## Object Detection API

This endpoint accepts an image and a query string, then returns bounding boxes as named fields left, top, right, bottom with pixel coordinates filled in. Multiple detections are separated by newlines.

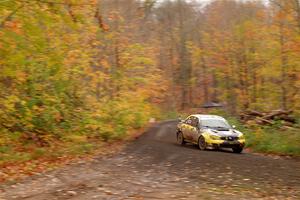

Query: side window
left=192, top=118, right=199, bottom=127
left=185, top=117, right=193, bottom=125
left=198, top=120, right=202, bottom=128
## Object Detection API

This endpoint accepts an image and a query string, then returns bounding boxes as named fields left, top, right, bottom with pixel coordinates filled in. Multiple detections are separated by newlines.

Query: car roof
left=189, top=114, right=226, bottom=121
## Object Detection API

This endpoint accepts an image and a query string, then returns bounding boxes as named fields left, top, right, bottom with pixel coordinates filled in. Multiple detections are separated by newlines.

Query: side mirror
left=232, top=125, right=236, bottom=129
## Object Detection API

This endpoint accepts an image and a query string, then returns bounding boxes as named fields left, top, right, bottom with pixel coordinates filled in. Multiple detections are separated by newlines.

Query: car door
left=182, top=116, right=193, bottom=141
left=190, top=117, right=200, bottom=143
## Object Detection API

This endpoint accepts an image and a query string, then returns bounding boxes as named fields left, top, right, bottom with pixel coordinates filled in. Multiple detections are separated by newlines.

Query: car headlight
left=210, top=134, right=220, bottom=140
left=239, top=134, right=245, bottom=140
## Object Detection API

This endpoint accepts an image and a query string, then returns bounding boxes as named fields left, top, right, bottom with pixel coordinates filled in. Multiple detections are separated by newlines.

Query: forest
left=0, top=0, right=300, bottom=177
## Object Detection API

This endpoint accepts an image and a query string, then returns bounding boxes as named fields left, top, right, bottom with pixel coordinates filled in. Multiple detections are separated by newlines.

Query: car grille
left=221, top=136, right=239, bottom=141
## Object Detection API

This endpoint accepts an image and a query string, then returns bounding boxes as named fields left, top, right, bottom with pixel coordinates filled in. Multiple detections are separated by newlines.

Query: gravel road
left=1, top=121, right=299, bottom=199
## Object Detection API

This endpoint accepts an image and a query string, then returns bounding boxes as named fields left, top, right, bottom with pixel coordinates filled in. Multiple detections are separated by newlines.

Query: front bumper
left=207, top=138, right=245, bottom=148
left=216, top=141, right=245, bottom=148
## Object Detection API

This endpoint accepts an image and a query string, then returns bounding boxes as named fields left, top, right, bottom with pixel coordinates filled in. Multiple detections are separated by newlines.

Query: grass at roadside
left=244, top=126, right=300, bottom=156
left=0, top=124, right=150, bottom=183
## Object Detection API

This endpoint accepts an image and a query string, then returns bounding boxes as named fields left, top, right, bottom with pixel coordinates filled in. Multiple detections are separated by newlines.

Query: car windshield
left=201, top=119, right=231, bottom=129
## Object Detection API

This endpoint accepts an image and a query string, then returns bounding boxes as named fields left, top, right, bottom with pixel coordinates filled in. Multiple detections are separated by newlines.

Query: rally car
left=176, top=114, right=245, bottom=153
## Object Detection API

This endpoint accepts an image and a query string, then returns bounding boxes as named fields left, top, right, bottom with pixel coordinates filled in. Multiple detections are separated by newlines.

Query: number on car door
left=190, top=117, right=200, bottom=143
left=182, top=117, right=193, bottom=141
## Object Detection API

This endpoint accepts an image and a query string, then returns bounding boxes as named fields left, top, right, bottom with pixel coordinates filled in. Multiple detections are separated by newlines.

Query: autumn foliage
left=0, top=0, right=299, bottom=167
left=0, top=0, right=166, bottom=167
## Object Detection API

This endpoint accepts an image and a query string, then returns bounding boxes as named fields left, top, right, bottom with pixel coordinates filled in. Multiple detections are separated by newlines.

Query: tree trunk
left=279, top=21, right=287, bottom=110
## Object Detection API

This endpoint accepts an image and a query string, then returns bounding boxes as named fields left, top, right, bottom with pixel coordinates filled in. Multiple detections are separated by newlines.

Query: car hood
left=205, top=128, right=240, bottom=137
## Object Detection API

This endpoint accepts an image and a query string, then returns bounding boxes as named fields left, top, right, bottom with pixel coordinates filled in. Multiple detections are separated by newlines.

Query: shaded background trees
left=150, top=0, right=300, bottom=114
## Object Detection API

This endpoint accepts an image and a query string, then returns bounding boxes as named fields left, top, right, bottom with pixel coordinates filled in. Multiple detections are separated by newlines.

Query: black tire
left=232, top=147, right=243, bottom=153
left=177, top=131, right=185, bottom=145
left=198, top=136, right=207, bottom=150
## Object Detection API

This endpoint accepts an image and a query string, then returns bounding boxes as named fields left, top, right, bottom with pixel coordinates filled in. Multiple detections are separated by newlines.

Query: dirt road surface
left=1, top=121, right=299, bottom=199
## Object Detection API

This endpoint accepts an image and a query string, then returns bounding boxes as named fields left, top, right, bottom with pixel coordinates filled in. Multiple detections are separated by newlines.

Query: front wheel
left=177, top=131, right=185, bottom=145
left=198, top=136, right=207, bottom=150
left=232, top=146, right=243, bottom=153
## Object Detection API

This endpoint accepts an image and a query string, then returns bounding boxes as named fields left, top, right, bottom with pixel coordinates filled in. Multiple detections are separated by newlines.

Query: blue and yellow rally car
left=176, top=115, right=245, bottom=153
